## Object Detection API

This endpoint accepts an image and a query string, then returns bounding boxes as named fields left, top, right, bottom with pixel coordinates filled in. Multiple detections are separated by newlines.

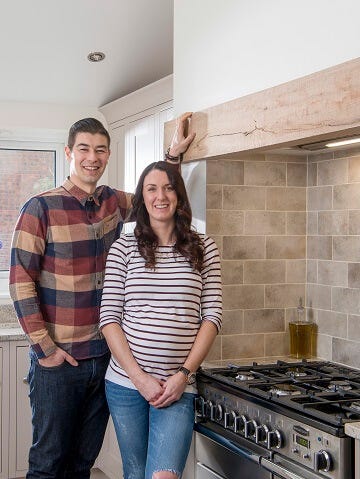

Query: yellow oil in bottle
left=289, top=298, right=316, bottom=359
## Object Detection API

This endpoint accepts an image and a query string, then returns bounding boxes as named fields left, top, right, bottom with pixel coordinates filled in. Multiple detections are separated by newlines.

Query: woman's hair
left=132, top=161, right=204, bottom=272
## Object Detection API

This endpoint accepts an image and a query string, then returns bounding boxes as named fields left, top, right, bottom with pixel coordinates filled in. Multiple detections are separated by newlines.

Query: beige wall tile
left=265, top=332, right=289, bottom=356
left=207, top=159, right=244, bottom=185
left=221, top=310, right=244, bottom=335
left=307, top=236, right=332, bottom=260
left=332, top=287, right=360, bottom=315
left=244, top=162, right=286, bottom=186
left=222, top=211, right=244, bottom=235
left=332, top=338, right=360, bottom=368
left=221, top=260, right=243, bottom=285
left=222, top=334, right=264, bottom=359
left=307, top=212, right=318, bottom=235
left=287, top=212, right=306, bottom=235
left=206, top=184, right=222, bottom=209
left=318, top=211, right=348, bottom=235
left=210, top=235, right=223, bottom=257
left=334, top=146, right=360, bottom=159
left=349, top=263, right=360, bottom=288
left=333, top=236, right=360, bottom=261
left=348, top=156, right=360, bottom=182
left=244, top=211, right=285, bottom=235
left=266, top=187, right=306, bottom=211
left=316, top=334, right=332, bottom=361
left=206, top=210, right=223, bottom=235
left=307, top=260, right=318, bottom=283
left=223, top=284, right=264, bottom=309
left=244, top=309, right=285, bottom=333
left=349, top=211, right=360, bottom=235
left=287, top=163, right=307, bottom=186
left=348, top=315, right=360, bottom=341
left=286, top=260, right=306, bottom=283
left=308, top=151, right=334, bottom=163
left=223, top=236, right=265, bottom=260
left=265, top=153, right=305, bottom=163
left=265, top=284, right=305, bottom=308
left=307, top=161, right=317, bottom=187
left=244, top=260, right=285, bottom=284
left=266, top=236, right=306, bottom=259
left=318, top=260, right=348, bottom=287
left=317, top=158, right=348, bottom=185
left=315, top=310, right=348, bottom=338
left=223, top=186, right=265, bottom=210
left=334, top=184, right=360, bottom=210
left=307, top=186, right=332, bottom=211
left=306, top=283, right=332, bottom=310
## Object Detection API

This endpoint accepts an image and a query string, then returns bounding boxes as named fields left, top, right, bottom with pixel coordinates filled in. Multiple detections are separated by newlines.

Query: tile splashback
left=205, top=149, right=360, bottom=368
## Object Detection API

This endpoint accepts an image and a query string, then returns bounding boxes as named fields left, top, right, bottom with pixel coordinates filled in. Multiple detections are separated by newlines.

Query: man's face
left=65, top=132, right=110, bottom=193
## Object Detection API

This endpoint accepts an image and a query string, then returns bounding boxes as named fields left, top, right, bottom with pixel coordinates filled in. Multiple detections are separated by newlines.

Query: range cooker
left=194, top=360, right=360, bottom=479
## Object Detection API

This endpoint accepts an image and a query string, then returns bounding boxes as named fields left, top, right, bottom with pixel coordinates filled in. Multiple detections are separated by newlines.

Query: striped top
left=9, top=178, right=132, bottom=359
left=99, top=233, right=222, bottom=390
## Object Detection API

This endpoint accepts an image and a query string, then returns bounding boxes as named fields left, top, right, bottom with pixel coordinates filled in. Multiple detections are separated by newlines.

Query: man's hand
left=38, top=346, right=78, bottom=367
left=168, top=112, right=196, bottom=157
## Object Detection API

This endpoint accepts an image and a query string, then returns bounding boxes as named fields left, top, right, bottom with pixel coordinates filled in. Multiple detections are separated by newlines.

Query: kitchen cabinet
left=99, top=75, right=173, bottom=194
left=0, top=339, right=31, bottom=479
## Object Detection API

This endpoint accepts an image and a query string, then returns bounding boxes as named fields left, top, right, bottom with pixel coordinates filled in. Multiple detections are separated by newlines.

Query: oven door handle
left=195, top=424, right=261, bottom=464
left=260, top=457, right=306, bottom=479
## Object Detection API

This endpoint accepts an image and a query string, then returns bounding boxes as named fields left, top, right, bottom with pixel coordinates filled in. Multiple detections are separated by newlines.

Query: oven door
left=195, top=424, right=328, bottom=479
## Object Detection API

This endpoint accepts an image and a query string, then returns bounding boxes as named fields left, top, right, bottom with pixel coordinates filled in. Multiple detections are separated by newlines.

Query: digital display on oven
left=296, top=435, right=310, bottom=448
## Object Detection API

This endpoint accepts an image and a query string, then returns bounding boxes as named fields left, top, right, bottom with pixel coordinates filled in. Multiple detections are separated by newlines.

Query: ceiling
left=0, top=0, right=173, bottom=108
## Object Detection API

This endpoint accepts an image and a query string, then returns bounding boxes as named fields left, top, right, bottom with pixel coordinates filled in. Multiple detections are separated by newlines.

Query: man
left=9, top=114, right=194, bottom=479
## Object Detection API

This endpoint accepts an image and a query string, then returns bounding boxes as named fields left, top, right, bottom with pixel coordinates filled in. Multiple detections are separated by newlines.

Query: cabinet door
left=0, top=343, right=9, bottom=479
left=8, top=341, right=31, bottom=478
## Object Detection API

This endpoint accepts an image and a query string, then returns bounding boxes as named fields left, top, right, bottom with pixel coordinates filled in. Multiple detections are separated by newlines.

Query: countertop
left=0, top=322, right=26, bottom=341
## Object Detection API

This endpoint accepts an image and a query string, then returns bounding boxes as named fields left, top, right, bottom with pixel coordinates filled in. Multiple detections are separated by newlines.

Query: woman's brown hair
left=132, top=161, right=204, bottom=271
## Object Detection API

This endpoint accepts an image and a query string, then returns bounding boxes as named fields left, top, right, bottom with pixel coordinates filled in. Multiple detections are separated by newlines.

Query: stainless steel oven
left=195, top=360, right=358, bottom=479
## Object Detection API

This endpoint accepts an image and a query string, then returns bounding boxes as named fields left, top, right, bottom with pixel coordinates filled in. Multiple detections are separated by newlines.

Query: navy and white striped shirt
left=99, top=233, right=222, bottom=390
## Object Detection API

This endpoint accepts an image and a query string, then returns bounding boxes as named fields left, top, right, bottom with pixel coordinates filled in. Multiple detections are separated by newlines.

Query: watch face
left=187, top=372, right=196, bottom=385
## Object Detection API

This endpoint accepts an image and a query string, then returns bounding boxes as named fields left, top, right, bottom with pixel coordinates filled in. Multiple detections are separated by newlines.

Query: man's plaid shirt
left=9, top=178, right=132, bottom=359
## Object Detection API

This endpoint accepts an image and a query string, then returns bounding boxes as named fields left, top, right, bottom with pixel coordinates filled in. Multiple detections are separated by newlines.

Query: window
left=0, top=136, right=66, bottom=299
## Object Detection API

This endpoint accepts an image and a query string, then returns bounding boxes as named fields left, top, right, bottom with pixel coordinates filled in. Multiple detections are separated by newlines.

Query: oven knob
left=314, top=450, right=333, bottom=473
left=195, top=396, right=205, bottom=418
left=224, top=410, right=237, bottom=430
left=215, top=404, right=224, bottom=422
left=255, top=424, right=269, bottom=444
left=244, top=419, right=258, bottom=438
left=234, top=414, right=247, bottom=434
left=205, top=400, right=214, bottom=420
left=267, top=429, right=284, bottom=449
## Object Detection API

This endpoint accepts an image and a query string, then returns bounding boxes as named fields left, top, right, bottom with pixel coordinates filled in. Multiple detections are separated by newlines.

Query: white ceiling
left=1, top=0, right=173, bottom=108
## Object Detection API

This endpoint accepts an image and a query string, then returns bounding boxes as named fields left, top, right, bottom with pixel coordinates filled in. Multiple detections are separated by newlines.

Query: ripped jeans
left=105, top=380, right=195, bottom=479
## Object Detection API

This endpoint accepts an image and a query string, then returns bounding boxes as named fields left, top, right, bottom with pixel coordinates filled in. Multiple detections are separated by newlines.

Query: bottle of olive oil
left=289, top=298, right=315, bottom=358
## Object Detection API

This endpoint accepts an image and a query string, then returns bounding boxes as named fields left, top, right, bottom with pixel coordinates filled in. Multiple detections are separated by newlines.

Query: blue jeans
left=105, top=381, right=196, bottom=479
left=26, top=351, right=110, bottom=479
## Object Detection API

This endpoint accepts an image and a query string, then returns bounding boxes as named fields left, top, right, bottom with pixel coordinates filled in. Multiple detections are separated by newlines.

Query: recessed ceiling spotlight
left=87, top=51, right=106, bottom=63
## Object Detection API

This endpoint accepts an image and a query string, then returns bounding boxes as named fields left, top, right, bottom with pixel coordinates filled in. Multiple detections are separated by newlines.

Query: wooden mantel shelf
left=164, top=57, right=360, bottom=162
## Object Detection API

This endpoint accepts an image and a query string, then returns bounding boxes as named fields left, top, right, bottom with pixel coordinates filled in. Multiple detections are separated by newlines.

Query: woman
left=99, top=161, right=222, bottom=479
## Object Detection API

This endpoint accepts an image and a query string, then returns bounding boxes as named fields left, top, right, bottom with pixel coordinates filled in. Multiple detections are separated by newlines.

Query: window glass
left=0, top=148, right=56, bottom=272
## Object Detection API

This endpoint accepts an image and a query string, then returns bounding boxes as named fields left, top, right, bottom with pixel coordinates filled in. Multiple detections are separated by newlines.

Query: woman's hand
left=149, top=371, right=187, bottom=408
left=132, top=371, right=165, bottom=403
left=168, top=112, right=196, bottom=157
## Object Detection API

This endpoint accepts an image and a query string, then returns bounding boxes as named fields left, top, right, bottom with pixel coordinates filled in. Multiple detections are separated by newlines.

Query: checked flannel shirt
left=9, top=178, right=132, bottom=359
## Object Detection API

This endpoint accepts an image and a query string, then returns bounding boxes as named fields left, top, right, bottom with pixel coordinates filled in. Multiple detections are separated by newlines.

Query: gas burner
left=235, top=373, right=255, bottom=381
left=269, top=384, right=302, bottom=397
left=285, top=368, right=307, bottom=378
left=350, top=401, right=360, bottom=412
left=328, top=381, right=352, bottom=392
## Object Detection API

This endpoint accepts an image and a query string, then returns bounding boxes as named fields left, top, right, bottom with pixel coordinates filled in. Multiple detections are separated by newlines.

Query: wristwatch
left=177, top=366, right=196, bottom=385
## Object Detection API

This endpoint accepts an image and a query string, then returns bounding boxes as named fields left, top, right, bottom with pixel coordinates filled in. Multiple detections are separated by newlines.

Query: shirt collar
left=62, top=178, right=104, bottom=206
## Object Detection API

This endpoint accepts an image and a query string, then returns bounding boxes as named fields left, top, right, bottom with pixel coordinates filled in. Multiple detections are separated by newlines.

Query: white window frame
left=0, top=128, right=67, bottom=302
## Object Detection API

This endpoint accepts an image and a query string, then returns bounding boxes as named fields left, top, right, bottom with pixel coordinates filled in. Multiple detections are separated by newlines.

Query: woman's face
left=142, top=169, right=178, bottom=227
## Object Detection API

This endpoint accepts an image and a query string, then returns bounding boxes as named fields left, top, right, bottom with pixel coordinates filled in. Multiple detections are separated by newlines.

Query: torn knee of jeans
left=152, top=469, right=180, bottom=479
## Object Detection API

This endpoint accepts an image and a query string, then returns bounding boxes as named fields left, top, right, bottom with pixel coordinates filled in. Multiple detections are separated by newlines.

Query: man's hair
left=67, top=118, right=111, bottom=150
